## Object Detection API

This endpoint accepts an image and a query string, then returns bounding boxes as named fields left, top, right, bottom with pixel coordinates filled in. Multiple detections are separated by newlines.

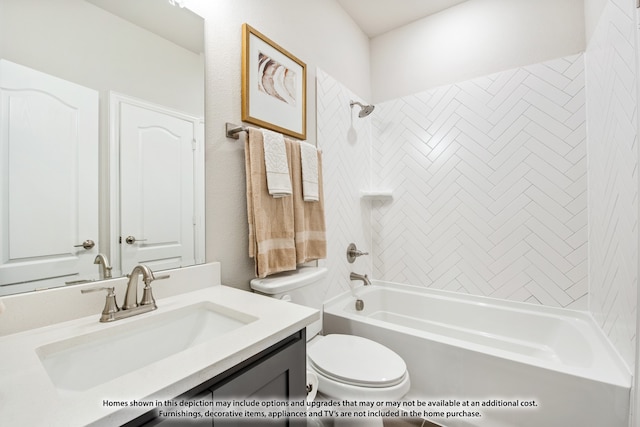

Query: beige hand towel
left=290, top=140, right=327, bottom=263
left=245, top=129, right=297, bottom=277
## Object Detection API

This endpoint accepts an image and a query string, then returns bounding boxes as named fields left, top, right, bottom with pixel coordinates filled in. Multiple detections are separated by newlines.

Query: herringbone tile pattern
left=586, top=0, right=638, bottom=369
left=316, top=69, right=373, bottom=300
left=316, top=0, right=638, bottom=373
left=370, top=54, right=588, bottom=309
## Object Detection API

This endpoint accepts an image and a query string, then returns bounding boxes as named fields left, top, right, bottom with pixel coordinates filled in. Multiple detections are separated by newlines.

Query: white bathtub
left=323, top=282, right=631, bottom=427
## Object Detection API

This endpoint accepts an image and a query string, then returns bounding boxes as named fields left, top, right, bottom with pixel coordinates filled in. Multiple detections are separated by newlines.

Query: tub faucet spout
left=350, top=272, right=371, bottom=286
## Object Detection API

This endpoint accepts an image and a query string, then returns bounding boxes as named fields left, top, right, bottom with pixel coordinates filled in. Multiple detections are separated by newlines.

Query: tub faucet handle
left=347, top=243, right=369, bottom=263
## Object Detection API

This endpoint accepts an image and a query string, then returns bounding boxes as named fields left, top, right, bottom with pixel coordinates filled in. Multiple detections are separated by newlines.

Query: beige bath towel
left=290, top=140, right=327, bottom=263
left=245, top=129, right=297, bottom=277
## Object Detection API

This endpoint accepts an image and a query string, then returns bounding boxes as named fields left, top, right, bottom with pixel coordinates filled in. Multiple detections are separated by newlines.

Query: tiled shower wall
left=370, top=54, right=588, bottom=309
left=317, top=31, right=638, bottom=369
left=316, top=69, right=373, bottom=301
left=586, top=0, right=638, bottom=369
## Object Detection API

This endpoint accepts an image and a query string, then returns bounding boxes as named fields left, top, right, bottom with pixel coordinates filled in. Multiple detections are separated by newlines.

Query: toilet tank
left=250, top=267, right=327, bottom=340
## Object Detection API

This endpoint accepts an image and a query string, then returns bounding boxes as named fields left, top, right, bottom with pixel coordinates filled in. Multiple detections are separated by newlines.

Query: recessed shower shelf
left=360, top=190, right=393, bottom=200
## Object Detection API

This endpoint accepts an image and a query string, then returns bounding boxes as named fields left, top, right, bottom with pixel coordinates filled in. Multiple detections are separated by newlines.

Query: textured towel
left=300, top=142, right=319, bottom=202
left=262, top=129, right=292, bottom=197
left=245, top=129, right=297, bottom=277
left=290, top=141, right=327, bottom=263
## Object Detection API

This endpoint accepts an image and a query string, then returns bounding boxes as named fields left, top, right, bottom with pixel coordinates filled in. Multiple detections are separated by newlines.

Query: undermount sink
left=36, top=302, right=258, bottom=392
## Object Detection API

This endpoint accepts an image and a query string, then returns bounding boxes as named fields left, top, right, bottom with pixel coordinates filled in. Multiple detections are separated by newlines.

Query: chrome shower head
left=350, top=100, right=375, bottom=118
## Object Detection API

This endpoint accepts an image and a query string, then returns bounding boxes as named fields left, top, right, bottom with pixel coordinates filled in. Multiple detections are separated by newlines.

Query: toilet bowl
left=308, top=334, right=409, bottom=401
left=250, top=267, right=410, bottom=424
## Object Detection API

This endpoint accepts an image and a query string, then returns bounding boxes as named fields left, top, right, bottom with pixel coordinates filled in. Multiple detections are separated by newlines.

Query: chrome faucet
left=350, top=272, right=371, bottom=286
left=82, top=264, right=169, bottom=322
left=94, top=254, right=112, bottom=279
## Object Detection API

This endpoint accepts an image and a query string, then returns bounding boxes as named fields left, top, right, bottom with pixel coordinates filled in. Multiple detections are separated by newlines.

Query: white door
left=0, top=60, right=99, bottom=294
left=116, top=96, right=197, bottom=273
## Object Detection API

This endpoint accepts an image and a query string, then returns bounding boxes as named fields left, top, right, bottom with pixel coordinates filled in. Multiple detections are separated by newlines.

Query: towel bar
left=226, top=122, right=248, bottom=139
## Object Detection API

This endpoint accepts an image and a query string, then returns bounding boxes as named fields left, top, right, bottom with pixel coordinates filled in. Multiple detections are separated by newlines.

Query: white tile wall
left=586, top=0, right=638, bottom=370
left=317, top=18, right=638, bottom=369
left=316, top=69, right=373, bottom=301
left=370, top=54, right=588, bottom=309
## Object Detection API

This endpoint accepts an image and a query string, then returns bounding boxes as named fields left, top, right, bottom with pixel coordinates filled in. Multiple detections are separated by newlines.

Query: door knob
left=125, top=236, right=147, bottom=245
left=74, top=239, right=95, bottom=250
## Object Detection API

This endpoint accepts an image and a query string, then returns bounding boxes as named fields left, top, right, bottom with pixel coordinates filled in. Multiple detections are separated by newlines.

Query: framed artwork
left=241, top=23, right=307, bottom=140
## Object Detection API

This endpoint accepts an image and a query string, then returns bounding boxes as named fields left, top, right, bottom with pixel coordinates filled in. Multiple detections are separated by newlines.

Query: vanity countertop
left=0, top=275, right=318, bottom=427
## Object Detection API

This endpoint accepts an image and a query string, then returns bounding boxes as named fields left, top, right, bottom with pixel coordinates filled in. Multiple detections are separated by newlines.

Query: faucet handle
left=81, top=286, right=114, bottom=294
left=139, top=274, right=169, bottom=307
left=81, top=286, right=120, bottom=322
left=126, top=272, right=170, bottom=283
left=139, top=285, right=156, bottom=307
left=347, top=243, right=369, bottom=263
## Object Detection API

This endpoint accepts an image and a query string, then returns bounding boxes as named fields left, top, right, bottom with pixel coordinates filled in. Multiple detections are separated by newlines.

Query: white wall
left=585, top=0, right=639, bottom=378
left=584, top=0, right=609, bottom=42
left=367, top=54, right=588, bottom=308
left=584, top=1, right=640, bottom=423
left=370, top=0, right=585, bottom=102
left=316, top=69, right=373, bottom=301
left=186, top=0, right=371, bottom=289
left=0, top=0, right=204, bottom=117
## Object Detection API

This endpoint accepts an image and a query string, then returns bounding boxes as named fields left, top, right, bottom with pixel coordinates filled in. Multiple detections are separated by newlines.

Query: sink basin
left=36, top=302, right=257, bottom=392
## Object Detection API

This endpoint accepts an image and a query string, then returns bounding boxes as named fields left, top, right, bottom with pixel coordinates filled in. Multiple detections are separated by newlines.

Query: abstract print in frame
left=242, top=23, right=307, bottom=140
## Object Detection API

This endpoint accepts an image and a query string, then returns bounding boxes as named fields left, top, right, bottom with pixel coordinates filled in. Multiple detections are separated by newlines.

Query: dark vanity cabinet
left=127, top=330, right=307, bottom=427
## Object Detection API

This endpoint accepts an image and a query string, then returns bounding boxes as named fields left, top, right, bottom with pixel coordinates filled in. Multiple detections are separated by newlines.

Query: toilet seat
left=308, top=334, right=407, bottom=388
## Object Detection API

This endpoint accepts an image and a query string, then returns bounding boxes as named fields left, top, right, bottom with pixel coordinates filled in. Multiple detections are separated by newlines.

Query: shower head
left=350, top=100, right=375, bottom=118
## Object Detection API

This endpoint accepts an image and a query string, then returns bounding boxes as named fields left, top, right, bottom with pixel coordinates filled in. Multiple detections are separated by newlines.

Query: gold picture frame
left=241, top=23, right=307, bottom=140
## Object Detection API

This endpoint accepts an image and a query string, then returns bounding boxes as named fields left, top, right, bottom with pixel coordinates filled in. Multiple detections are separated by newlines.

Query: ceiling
left=336, top=0, right=469, bottom=38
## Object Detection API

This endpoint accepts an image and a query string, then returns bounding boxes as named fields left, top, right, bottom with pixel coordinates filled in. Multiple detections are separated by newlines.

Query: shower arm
left=350, top=100, right=375, bottom=118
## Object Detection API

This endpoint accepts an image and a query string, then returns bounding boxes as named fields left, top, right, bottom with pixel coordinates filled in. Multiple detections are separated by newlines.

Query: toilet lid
left=308, top=334, right=407, bottom=388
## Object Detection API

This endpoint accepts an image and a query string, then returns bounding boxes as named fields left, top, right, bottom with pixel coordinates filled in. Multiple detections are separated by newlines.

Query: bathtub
left=322, top=282, right=631, bottom=427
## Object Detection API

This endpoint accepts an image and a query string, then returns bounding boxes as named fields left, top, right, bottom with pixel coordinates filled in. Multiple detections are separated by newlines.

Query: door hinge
left=192, top=138, right=197, bottom=151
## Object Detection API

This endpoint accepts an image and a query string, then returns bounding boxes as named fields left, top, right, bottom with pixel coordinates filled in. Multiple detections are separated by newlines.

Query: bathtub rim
left=323, top=280, right=631, bottom=389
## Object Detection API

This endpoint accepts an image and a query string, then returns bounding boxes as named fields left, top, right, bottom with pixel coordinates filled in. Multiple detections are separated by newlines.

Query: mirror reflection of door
left=112, top=94, right=202, bottom=274
left=1, top=0, right=204, bottom=296
left=0, top=60, right=99, bottom=295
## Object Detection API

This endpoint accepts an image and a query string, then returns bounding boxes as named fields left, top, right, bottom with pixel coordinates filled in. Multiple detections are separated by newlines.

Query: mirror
left=0, top=0, right=205, bottom=295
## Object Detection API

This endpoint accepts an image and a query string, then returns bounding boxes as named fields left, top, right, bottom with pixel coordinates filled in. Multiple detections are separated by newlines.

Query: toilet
left=250, top=266, right=410, bottom=424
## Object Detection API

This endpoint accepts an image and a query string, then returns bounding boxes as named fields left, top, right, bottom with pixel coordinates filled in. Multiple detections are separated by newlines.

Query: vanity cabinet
left=126, top=330, right=307, bottom=427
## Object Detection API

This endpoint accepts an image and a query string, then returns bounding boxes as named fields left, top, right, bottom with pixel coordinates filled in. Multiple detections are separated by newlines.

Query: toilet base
left=310, top=392, right=387, bottom=427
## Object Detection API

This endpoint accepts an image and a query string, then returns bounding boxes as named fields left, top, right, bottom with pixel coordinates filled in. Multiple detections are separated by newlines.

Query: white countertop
left=0, top=272, right=318, bottom=427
